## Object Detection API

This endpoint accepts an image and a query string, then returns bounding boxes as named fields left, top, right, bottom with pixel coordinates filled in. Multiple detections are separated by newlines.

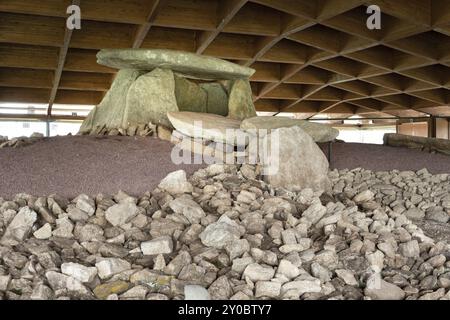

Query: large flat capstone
left=97, top=49, right=255, bottom=80
left=241, top=116, right=339, bottom=143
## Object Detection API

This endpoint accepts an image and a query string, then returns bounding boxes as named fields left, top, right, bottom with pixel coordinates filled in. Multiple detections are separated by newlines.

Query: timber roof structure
left=0, top=0, right=449, bottom=120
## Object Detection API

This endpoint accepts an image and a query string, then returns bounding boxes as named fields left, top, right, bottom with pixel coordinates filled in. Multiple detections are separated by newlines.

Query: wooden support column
left=428, top=116, right=437, bottom=138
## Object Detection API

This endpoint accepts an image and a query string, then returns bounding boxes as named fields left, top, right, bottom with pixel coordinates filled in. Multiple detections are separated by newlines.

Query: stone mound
left=0, top=165, right=449, bottom=300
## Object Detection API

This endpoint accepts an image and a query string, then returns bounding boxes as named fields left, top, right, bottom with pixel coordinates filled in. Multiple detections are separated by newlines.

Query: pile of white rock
left=0, top=164, right=449, bottom=300
left=0, top=132, right=45, bottom=149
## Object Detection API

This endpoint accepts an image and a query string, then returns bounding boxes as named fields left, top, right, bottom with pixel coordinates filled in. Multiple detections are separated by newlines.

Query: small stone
left=427, top=254, right=446, bottom=267
left=404, top=207, right=425, bottom=221
left=364, top=273, right=405, bottom=300
left=61, top=262, right=98, bottom=283
left=45, top=271, right=91, bottom=297
left=353, top=190, right=374, bottom=204
left=153, top=254, right=166, bottom=271
left=399, top=240, right=420, bottom=258
left=95, top=258, right=131, bottom=279
left=281, top=279, right=321, bottom=298
left=426, top=210, right=449, bottom=223
left=0, top=275, right=11, bottom=291
left=225, top=239, right=250, bottom=260
left=75, top=223, right=105, bottom=242
left=30, top=284, right=53, bottom=300
left=74, top=194, right=96, bottom=215
left=184, top=285, right=210, bottom=300
left=236, top=190, right=256, bottom=204
left=300, top=202, right=327, bottom=226
left=52, top=217, right=74, bottom=238
left=93, top=281, right=130, bottom=299
left=120, top=285, right=148, bottom=300
left=243, top=263, right=275, bottom=282
left=33, top=223, right=52, bottom=239
left=141, top=236, right=173, bottom=255
left=105, top=202, right=139, bottom=227
left=67, top=207, right=90, bottom=221
left=335, top=269, right=358, bottom=286
left=199, top=215, right=241, bottom=249
left=164, top=251, right=192, bottom=276
left=158, top=170, right=193, bottom=194
left=276, top=259, right=300, bottom=279
left=255, top=281, right=281, bottom=298
left=279, top=238, right=311, bottom=254
left=311, top=262, right=332, bottom=282
left=208, top=276, right=233, bottom=300
left=169, top=197, right=205, bottom=224
left=1, top=206, right=37, bottom=245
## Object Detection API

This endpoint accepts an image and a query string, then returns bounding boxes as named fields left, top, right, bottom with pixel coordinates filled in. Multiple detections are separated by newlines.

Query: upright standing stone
left=200, top=83, right=229, bottom=116
left=83, top=69, right=144, bottom=133
left=227, top=79, right=257, bottom=120
left=124, top=68, right=178, bottom=128
left=174, top=75, right=207, bottom=113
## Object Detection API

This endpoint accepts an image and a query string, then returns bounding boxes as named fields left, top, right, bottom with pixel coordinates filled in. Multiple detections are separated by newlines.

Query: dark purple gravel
left=0, top=137, right=449, bottom=199
left=0, top=135, right=205, bottom=199
left=319, top=142, right=450, bottom=174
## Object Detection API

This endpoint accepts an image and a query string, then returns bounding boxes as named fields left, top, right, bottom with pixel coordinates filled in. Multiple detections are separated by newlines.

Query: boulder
left=257, top=126, right=331, bottom=192
left=227, top=79, right=257, bottom=120
left=241, top=116, right=339, bottom=143
left=97, top=49, right=255, bottom=80
left=167, top=111, right=244, bottom=146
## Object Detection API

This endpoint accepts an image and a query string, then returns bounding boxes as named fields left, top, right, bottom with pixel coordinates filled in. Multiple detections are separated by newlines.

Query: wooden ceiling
left=0, top=0, right=449, bottom=120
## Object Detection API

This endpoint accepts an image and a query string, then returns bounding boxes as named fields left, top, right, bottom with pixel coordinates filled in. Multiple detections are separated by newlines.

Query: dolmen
left=78, top=49, right=257, bottom=136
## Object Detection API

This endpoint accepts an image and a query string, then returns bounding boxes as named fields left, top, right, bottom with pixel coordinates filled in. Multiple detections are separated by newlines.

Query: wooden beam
left=368, top=0, right=432, bottom=27
left=153, top=0, right=218, bottom=30
left=54, top=90, right=104, bottom=105
left=0, top=113, right=85, bottom=121
left=133, top=0, right=169, bottom=49
left=59, top=71, right=113, bottom=91
left=0, top=68, right=54, bottom=89
left=0, top=87, right=50, bottom=103
left=196, top=0, right=248, bottom=54
left=223, top=1, right=280, bottom=36
left=47, top=0, right=79, bottom=116
left=141, top=27, right=196, bottom=52
left=0, top=43, right=59, bottom=70
left=64, top=48, right=116, bottom=73
left=250, top=0, right=317, bottom=19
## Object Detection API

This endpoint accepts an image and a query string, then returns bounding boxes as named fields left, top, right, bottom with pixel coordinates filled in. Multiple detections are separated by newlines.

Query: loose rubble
left=0, top=132, right=45, bottom=149
left=0, top=165, right=449, bottom=300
